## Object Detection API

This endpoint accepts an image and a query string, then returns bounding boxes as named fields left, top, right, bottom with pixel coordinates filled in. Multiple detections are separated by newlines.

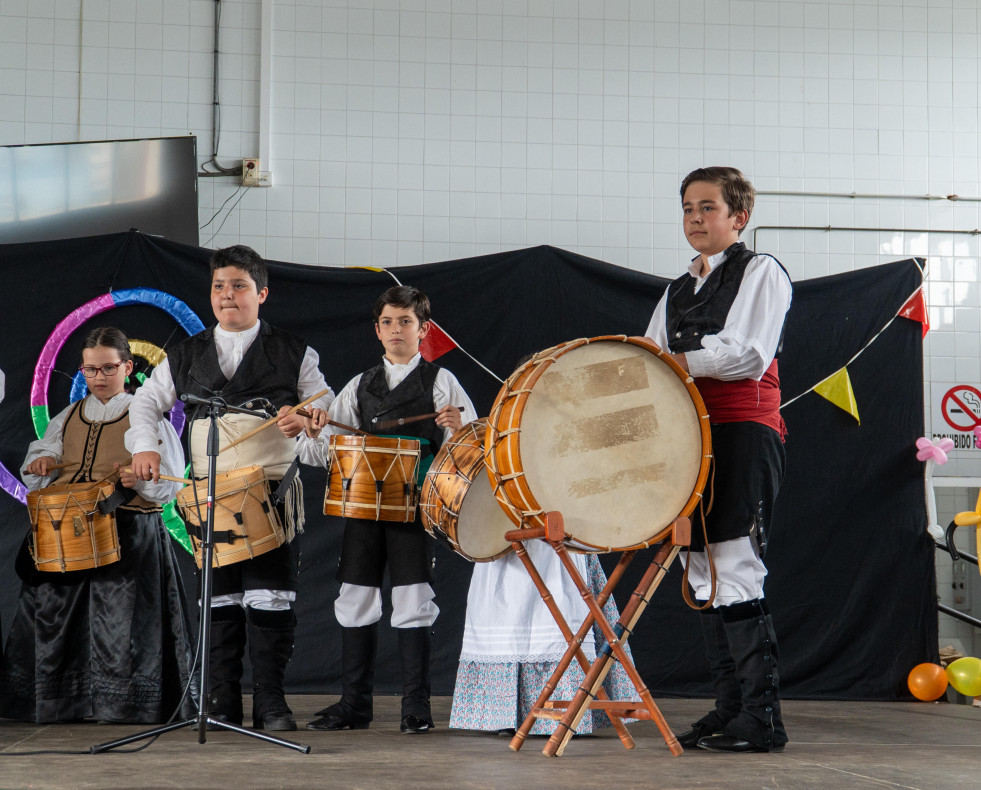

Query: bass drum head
left=519, top=339, right=704, bottom=551
left=456, top=462, right=514, bottom=562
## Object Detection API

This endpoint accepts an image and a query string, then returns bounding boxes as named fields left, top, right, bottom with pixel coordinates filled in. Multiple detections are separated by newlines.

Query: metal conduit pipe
left=751, top=225, right=981, bottom=250
left=757, top=191, right=981, bottom=202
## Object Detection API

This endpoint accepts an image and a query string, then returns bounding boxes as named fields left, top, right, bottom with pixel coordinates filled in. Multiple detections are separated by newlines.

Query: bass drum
left=419, top=419, right=513, bottom=562
left=484, top=335, right=711, bottom=552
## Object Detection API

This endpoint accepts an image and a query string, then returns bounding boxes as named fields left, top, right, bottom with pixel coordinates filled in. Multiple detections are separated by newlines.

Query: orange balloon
left=908, top=663, right=948, bottom=701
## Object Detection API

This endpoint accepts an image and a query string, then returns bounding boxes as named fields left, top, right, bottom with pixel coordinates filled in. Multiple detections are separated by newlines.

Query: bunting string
left=355, top=266, right=505, bottom=383
left=780, top=260, right=926, bottom=416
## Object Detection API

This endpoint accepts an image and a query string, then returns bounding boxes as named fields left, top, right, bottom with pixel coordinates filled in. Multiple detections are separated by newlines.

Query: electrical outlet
left=257, top=170, right=272, bottom=187
left=242, top=158, right=260, bottom=186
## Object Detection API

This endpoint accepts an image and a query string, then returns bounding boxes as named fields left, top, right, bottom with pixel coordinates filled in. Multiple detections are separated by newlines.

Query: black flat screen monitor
left=0, top=136, right=199, bottom=245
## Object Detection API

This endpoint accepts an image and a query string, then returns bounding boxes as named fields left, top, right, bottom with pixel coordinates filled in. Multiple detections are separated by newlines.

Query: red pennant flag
left=898, top=288, right=930, bottom=337
left=420, top=321, right=458, bottom=361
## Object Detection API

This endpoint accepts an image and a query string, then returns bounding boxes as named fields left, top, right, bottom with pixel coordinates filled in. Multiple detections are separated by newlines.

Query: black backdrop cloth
left=0, top=232, right=934, bottom=701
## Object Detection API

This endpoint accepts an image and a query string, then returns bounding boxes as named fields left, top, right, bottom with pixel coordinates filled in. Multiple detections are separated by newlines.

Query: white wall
left=3, top=0, right=981, bottom=652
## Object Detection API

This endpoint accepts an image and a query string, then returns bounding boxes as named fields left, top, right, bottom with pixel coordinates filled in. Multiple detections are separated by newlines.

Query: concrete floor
left=1, top=696, right=979, bottom=790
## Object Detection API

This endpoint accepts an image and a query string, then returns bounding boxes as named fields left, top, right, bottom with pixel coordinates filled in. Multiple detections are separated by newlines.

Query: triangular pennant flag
left=420, top=320, right=458, bottom=362
left=898, top=288, right=930, bottom=337
left=814, top=367, right=860, bottom=424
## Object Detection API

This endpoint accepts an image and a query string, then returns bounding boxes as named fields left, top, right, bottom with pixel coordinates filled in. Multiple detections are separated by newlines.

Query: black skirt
left=0, top=510, right=197, bottom=723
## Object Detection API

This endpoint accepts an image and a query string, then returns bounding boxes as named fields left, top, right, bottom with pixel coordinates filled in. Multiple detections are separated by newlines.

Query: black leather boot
left=677, top=603, right=743, bottom=749
left=397, top=627, right=433, bottom=733
left=248, top=607, right=297, bottom=731
left=697, top=599, right=788, bottom=753
left=207, top=605, right=246, bottom=728
left=306, top=624, right=377, bottom=730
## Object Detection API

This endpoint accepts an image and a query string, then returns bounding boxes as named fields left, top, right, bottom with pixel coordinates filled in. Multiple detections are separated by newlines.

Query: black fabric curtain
left=0, top=232, right=933, bottom=699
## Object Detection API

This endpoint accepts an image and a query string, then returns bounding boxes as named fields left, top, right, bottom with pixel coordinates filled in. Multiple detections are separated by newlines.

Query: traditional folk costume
left=0, top=392, right=195, bottom=723
left=126, top=320, right=333, bottom=730
left=646, top=240, right=792, bottom=751
left=298, top=353, right=475, bottom=732
left=449, top=540, right=637, bottom=734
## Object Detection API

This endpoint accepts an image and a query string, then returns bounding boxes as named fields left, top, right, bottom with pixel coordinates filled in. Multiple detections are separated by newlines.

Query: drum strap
left=682, top=457, right=719, bottom=611
left=270, top=459, right=300, bottom=507
left=96, top=482, right=137, bottom=515
left=187, top=524, right=246, bottom=544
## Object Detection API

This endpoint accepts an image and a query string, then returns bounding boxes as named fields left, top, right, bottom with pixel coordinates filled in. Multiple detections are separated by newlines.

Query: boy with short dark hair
left=645, top=167, right=792, bottom=753
left=299, top=284, right=475, bottom=734
left=127, top=244, right=334, bottom=732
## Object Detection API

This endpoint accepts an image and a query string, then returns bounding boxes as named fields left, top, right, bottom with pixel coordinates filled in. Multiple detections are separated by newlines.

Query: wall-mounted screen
left=0, top=136, right=199, bottom=246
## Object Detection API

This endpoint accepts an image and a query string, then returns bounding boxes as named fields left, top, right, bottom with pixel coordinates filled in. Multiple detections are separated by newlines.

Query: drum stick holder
left=91, top=393, right=311, bottom=756
left=504, top=510, right=691, bottom=759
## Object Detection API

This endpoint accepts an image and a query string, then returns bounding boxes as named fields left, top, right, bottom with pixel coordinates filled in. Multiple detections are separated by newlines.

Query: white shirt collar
left=215, top=321, right=261, bottom=346
left=687, top=246, right=733, bottom=279
left=383, top=352, right=422, bottom=372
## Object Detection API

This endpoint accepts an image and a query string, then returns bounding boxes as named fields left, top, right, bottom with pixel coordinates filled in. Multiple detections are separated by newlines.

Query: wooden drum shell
left=176, top=465, right=286, bottom=568
left=324, top=434, right=421, bottom=523
left=28, top=481, right=121, bottom=572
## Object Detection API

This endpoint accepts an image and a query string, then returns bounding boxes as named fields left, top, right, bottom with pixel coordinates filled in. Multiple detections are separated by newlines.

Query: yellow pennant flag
left=814, top=367, right=860, bottom=424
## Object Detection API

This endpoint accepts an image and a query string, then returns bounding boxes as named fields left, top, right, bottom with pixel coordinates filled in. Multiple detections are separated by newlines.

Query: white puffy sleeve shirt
left=645, top=249, right=792, bottom=382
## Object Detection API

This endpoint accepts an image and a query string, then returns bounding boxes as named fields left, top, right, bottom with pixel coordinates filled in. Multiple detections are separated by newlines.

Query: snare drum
left=484, top=336, right=711, bottom=552
left=324, top=435, right=421, bottom=523
left=176, top=465, right=286, bottom=568
left=27, top=481, right=121, bottom=572
left=419, top=419, right=513, bottom=562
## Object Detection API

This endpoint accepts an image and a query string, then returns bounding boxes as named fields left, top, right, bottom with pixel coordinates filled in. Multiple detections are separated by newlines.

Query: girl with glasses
left=0, top=327, right=195, bottom=724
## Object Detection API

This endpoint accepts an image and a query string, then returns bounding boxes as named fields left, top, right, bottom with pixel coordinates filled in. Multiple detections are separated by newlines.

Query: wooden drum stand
left=505, top=511, right=691, bottom=758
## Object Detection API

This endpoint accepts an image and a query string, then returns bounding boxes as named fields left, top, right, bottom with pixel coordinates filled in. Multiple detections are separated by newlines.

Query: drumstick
left=324, top=418, right=371, bottom=437
left=119, top=467, right=194, bottom=486
left=47, top=461, right=79, bottom=471
left=372, top=406, right=466, bottom=432
left=219, top=388, right=332, bottom=454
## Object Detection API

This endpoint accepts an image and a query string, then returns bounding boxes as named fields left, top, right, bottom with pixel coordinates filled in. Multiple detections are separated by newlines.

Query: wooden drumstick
left=119, top=467, right=194, bottom=486
left=46, top=461, right=79, bottom=471
left=372, top=406, right=466, bottom=432
left=219, top=388, right=332, bottom=453
left=324, top=418, right=371, bottom=437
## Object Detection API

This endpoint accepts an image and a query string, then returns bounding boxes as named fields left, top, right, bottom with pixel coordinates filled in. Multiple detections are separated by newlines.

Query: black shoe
left=306, top=712, right=370, bottom=731
left=254, top=710, right=297, bottom=731
left=400, top=715, right=433, bottom=734
left=677, top=722, right=715, bottom=749
left=697, top=734, right=784, bottom=753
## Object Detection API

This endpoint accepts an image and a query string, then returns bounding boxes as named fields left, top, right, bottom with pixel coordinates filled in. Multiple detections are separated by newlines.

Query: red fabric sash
left=693, top=359, right=787, bottom=439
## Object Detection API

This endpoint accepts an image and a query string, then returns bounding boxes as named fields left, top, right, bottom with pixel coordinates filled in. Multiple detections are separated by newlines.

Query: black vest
left=665, top=242, right=787, bottom=354
left=356, top=359, right=443, bottom=454
left=168, top=321, right=305, bottom=418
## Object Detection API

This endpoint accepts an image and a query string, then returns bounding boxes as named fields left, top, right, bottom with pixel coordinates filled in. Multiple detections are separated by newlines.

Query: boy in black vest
left=298, top=285, right=475, bottom=734
left=645, top=167, right=792, bottom=753
left=127, top=245, right=334, bottom=731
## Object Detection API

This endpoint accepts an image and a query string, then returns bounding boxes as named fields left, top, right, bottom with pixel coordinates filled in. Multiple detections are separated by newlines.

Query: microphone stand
left=92, top=394, right=310, bottom=754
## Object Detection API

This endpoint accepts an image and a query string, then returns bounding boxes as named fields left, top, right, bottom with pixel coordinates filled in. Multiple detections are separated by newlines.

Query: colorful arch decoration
left=0, top=288, right=205, bottom=505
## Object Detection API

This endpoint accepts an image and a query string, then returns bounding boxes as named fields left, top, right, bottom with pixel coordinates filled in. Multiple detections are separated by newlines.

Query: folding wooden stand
left=506, top=511, right=690, bottom=758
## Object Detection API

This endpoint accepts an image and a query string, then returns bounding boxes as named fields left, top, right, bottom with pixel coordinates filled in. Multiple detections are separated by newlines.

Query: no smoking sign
left=941, top=385, right=981, bottom=432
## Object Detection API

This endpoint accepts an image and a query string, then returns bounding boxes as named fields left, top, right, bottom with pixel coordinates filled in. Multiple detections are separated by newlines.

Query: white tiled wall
left=3, top=0, right=981, bottom=651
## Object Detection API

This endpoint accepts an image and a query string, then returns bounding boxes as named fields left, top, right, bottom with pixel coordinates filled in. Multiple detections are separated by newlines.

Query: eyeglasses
left=79, top=362, right=126, bottom=378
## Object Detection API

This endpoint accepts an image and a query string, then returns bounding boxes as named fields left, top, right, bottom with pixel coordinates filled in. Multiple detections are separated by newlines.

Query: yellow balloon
left=946, top=657, right=981, bottom=697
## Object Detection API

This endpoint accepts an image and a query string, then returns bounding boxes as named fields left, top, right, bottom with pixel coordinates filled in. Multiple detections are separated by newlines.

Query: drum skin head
left=455, top=462, right=514, bottom=561
left=507, top=339, right=705, bottom=551
left=420, top=420, right=513, bottom=562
